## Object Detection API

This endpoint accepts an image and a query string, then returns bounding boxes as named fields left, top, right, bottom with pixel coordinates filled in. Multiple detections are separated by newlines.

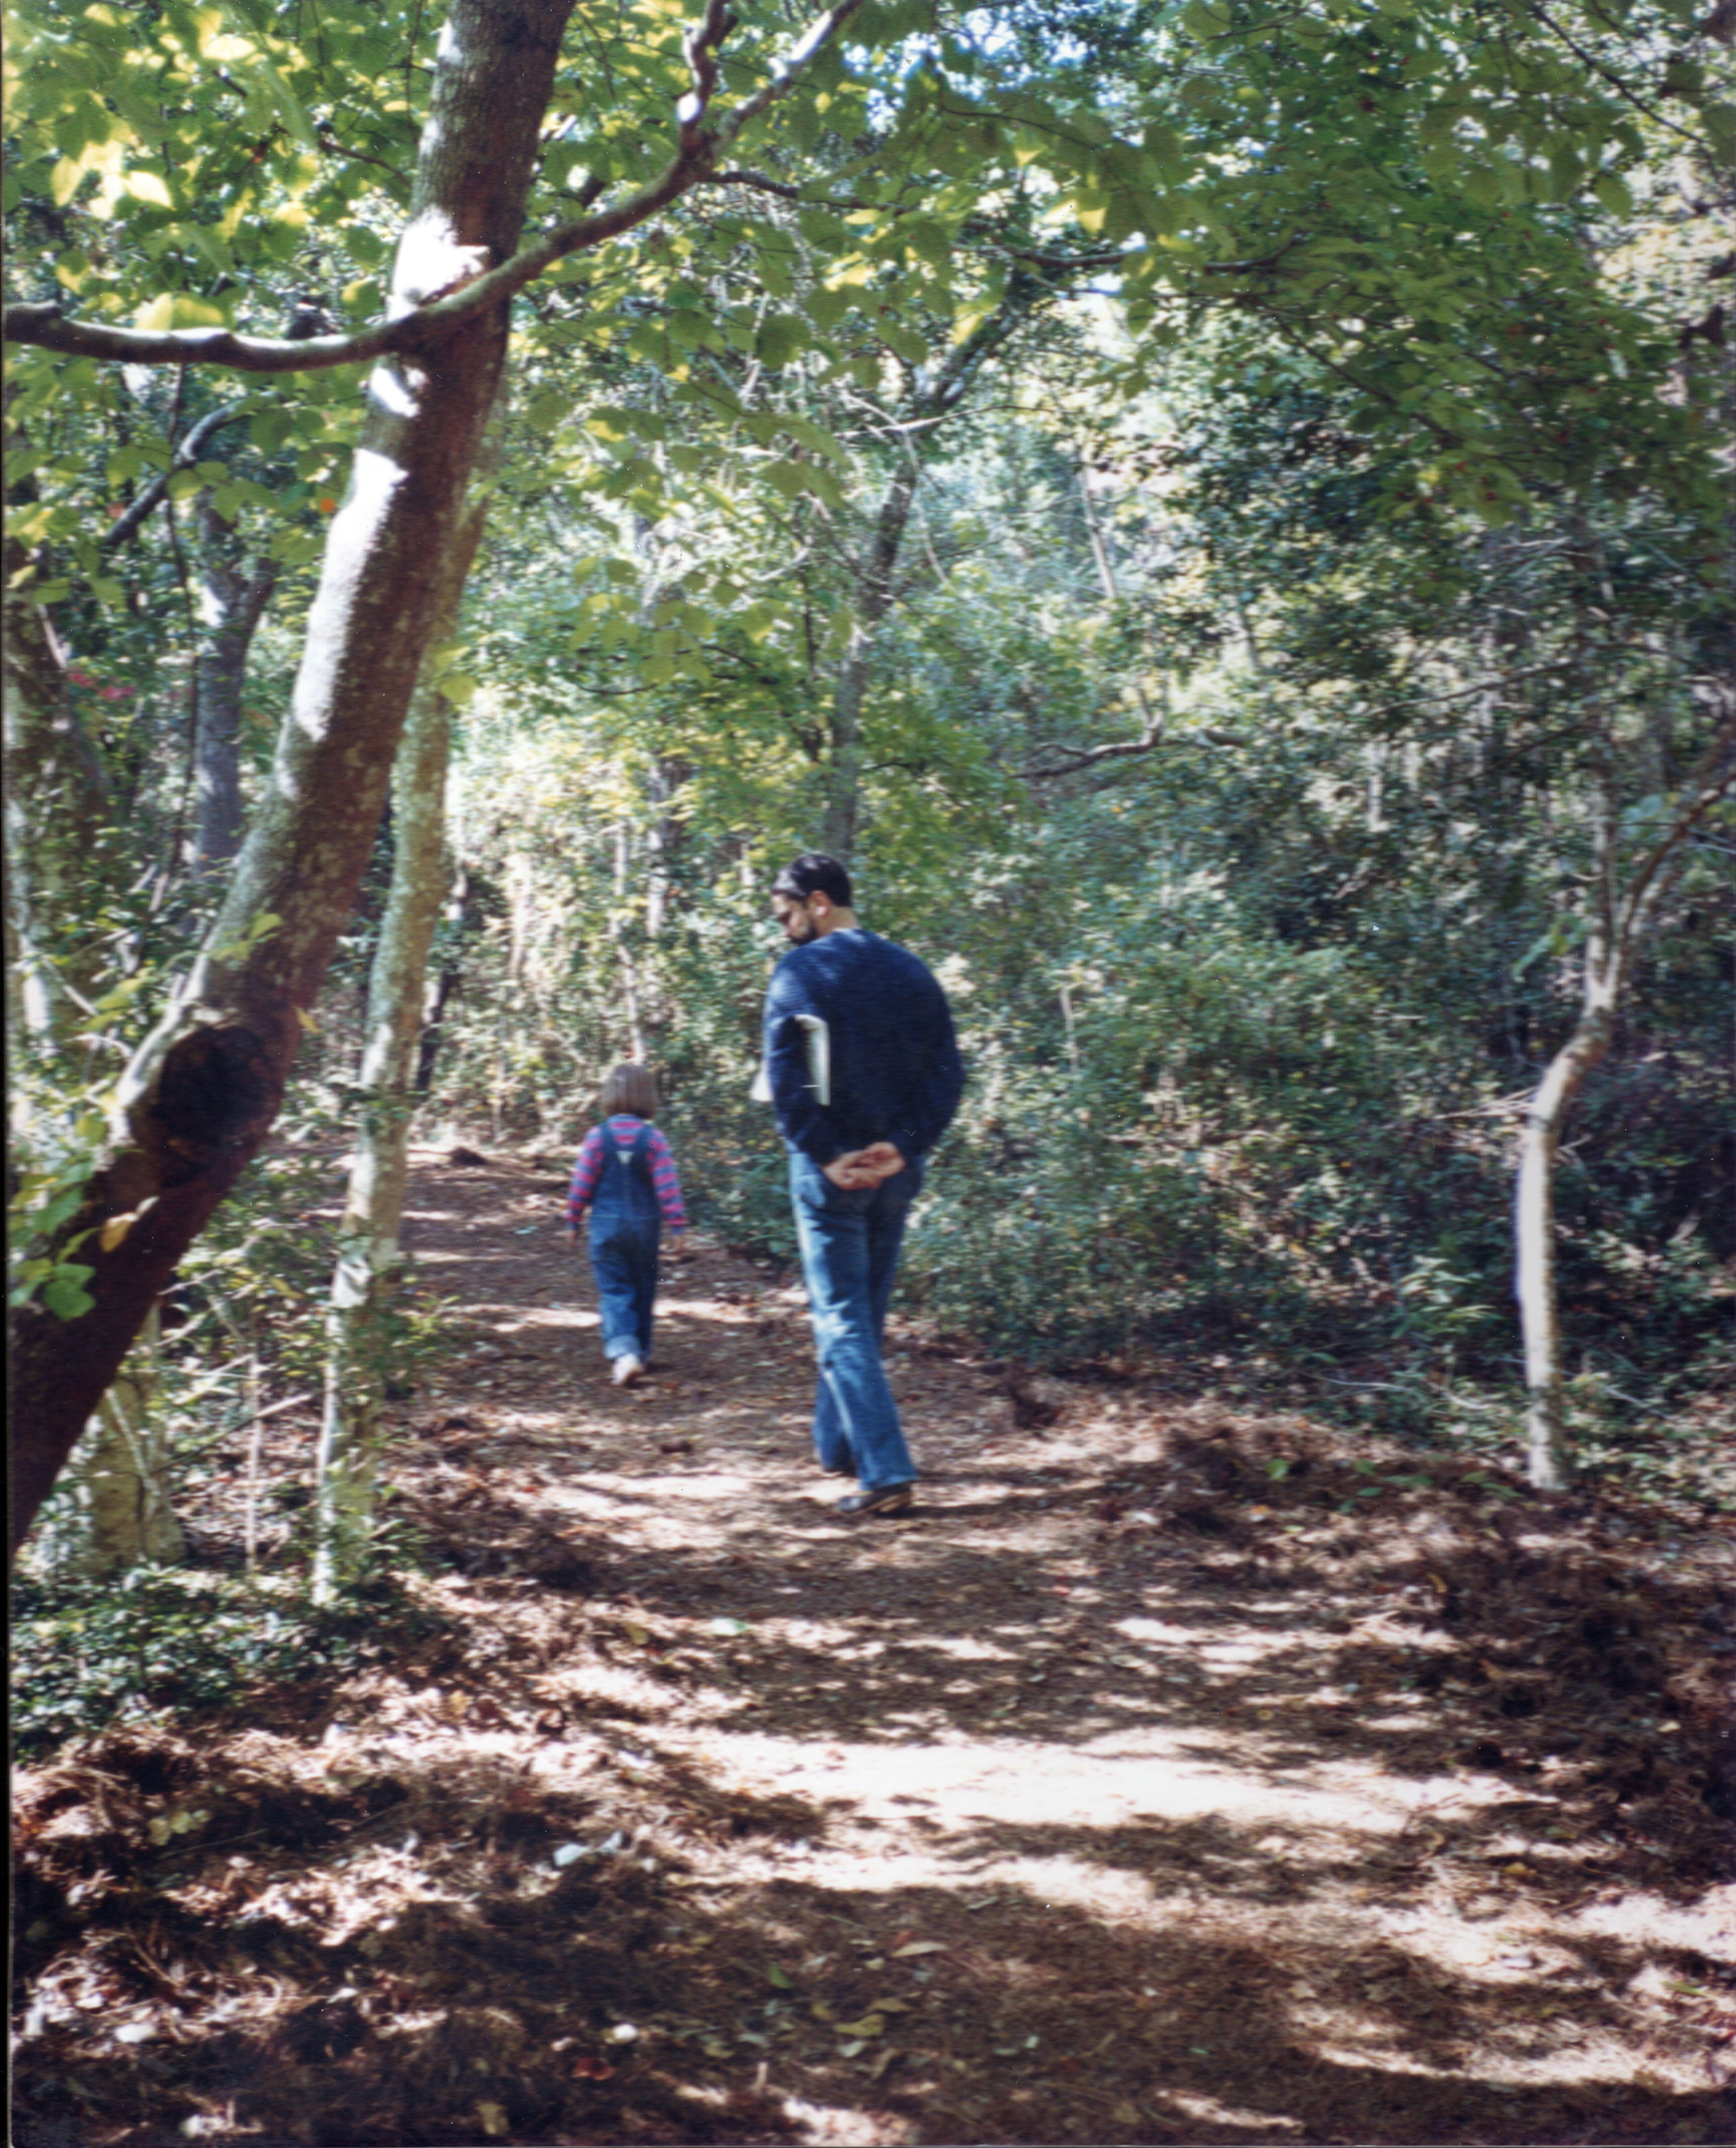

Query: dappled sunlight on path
left=12, top=1146, right=1732, bottom=2147
left=382, top=1151, right=1736, bottom=2143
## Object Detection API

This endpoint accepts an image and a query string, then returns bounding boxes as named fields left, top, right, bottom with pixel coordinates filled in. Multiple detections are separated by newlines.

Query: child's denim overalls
left=588, top=1118, right=662, bottom=1362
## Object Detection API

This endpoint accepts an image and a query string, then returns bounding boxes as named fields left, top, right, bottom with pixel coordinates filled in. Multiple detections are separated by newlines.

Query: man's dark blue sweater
left=764, top=928, right=964, bottom=1167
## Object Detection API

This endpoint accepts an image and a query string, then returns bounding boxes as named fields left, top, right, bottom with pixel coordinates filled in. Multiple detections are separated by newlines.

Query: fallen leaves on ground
left=11, top=1147, right=1734, bottom=2147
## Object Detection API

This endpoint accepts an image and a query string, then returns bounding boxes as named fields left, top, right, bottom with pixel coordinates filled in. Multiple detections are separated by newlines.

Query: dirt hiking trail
left=13, top=1146, right=1735, bottom=2148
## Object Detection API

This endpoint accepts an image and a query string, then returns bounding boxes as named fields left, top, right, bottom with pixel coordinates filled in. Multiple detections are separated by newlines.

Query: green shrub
left=10, top=1562, right=443, bottom=1758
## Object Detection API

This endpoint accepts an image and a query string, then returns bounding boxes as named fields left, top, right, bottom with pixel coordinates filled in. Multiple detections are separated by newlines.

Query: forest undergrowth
left=11, top=1147, right=1735, bottom=2148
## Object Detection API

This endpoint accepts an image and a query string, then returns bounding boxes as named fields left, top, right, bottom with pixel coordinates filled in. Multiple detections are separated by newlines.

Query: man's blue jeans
left=789, top=1151, right=923, bottom=1491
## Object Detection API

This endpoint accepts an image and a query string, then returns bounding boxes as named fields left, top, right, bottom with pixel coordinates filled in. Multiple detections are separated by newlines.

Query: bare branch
left=4, top=299, right=425, bottom=374
left=1198, top=232, right=1306, bottom=275
left=709, top=165, right=846, bottom=203
left=551, top=172, right=610, bottom=212
left=1003, top=245, right=1127, bottom=272
left=1358, top=659, right=1577, bottom=720
left=100, top=404, right=243, bottom=549
left=713, top=0, right=862, bottom=151
left=912, top=263, right=1058, bottom=419
left=1612, top=691, right=1736, bottom=954
left=1528, top=1, right=1705, bottom=142
left=1017, top=720, right=1247, bottom=780
left=314, top=124, right=413, bottom=189
left=997, top=232, right=1303, bottom=281
left=678, top=0, right=735, bottom=155
left=1017, top=718, right=1163, bottom=779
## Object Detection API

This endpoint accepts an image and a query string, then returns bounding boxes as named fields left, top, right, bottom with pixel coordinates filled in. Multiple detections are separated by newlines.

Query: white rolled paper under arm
left=749, top=1014, right=830, bottom=1106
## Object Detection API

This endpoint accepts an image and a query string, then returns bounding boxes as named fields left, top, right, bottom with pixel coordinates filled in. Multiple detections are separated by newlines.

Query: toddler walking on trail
left=565, top=1064, right=687, bottom=1387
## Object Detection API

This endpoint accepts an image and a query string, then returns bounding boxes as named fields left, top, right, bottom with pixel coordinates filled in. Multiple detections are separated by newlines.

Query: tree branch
left=708, top=165, right=866, bottom=206
left=1017, top=720, right=1161, bottom=779
left=4, top=0, right=865, bottom=376
left=1528, top=1, right=1705, bottom=143
left=712, top=0, right=859, bottom=151
left=314, top=124, right=413, bottom=189
left=100, top=404, right=244, bottom=549
left=912, top=265, right=1050, bottom=419
left=1198, top=232, right=1306, bottom=275
left=1359, top=658, right=1576, bottom=720
left=551, top=172, right=610, bottom=212
left=1017, top=720, right=1246, bottom=780
left=1612, top=690, right=1736, bottom=955
left=1003, top=245, right=1127, bottom=272
left=997, top=232, right=1301, bottom=280
left=1277, top=327, right=1468, bottom=450
left=3, top=296, right=449, bottom=374
left=678, top=0, right=735, bottom=156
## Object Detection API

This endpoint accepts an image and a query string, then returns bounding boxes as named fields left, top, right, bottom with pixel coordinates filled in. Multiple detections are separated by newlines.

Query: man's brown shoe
left=837, top=1482, right=914, bottom=1519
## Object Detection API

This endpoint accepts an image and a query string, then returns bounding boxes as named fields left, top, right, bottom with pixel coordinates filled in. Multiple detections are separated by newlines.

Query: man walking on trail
left=763, top=852, right=964, bottom=1518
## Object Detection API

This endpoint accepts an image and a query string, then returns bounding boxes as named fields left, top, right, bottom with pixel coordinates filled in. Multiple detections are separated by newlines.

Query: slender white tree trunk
left=818, top=280, right=1042, bottom=861
left=313, top=475, right=492, bottom=1600
left=820, top=466, right=917, bottom=862
left=413, top=866, right=473, bottom=1095
left=192, top=501, right=278, bottom=872
left=635, top=755, right=680, bottom=1050
left=73, top=1308, right=185, bottom=1574
left=1514, top=980, right=1619, bottom=1490
left=3, top=532, right=112, bottom=1040
left=1512, top=702, right=1736, bottom=1489
left=611, top=821, right=648, bottom=1058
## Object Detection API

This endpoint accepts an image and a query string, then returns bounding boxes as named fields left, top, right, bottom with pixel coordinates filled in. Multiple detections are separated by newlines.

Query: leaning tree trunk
left=313, top=468, right=492, bottom=1601
left=7, top=0, right=868, bottom=1559
left=7, top=0, right=573, bottom=1559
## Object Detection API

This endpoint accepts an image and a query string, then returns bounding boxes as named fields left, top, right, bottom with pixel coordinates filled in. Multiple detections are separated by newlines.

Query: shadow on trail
left=14, top=1162, right=1730, bottom=2145
left=570, top=1462, right=1729, bottom=1899
left=16, top=1746, right=1729, bottom=2148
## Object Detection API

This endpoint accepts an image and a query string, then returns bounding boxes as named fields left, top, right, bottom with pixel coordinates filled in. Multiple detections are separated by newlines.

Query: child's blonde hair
left=600, top=1062, right=659, bottom=1118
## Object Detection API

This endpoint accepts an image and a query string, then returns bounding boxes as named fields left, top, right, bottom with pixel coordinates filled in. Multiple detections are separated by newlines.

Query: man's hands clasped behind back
left=822, top=1141, right=905, bottom=1191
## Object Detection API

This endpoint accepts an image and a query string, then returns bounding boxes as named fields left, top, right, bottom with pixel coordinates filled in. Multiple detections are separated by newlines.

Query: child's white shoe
left=611, top=1354, right=644, bottom=1387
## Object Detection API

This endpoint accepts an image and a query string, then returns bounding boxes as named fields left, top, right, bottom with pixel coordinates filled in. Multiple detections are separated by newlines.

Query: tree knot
left=152, top=1023, right=280, bottom=1170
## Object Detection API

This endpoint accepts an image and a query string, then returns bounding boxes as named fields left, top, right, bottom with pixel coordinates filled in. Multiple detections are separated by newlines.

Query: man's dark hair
left=773, top=852, right=853, bottom=907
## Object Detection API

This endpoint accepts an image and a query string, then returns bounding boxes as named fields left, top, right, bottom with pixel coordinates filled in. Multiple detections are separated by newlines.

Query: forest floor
left=12, top=1144, right=1736, bottom=2148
